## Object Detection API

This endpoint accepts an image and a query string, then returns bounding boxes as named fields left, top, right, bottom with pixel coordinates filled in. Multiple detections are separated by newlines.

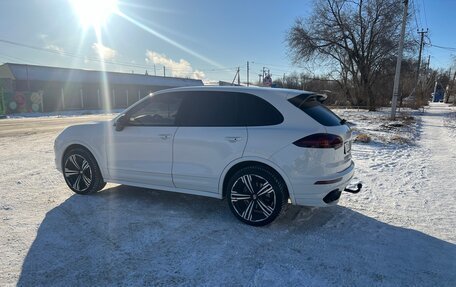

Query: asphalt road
left=0, top=115, right=115, bottom=137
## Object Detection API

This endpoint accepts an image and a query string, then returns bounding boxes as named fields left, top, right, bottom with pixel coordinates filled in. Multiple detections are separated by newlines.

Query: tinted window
left=176, top=91, right=237, bottom=126
left=289, top=94, right=341, bottom=126
left=127, top=93, right=183, bottom=126
left=238, top=93, right=283, bottom=126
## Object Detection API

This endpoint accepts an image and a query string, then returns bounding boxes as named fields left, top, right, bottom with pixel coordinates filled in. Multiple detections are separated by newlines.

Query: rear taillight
left=293, top=133, right=343, bottom=149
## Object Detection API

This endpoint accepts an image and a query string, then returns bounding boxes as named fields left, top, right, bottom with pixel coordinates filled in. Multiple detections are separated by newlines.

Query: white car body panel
left=172, top=126, right=247, bottom=193
left=106, top=125, right=177, bottom=187
left=54, top=122, right=110, bottom=178
left=107, top=178, right=223, bottom=199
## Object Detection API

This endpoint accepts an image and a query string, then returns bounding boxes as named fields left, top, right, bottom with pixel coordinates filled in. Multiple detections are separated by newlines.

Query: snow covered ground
left=4, top=109, right=123, bottom=119
left=0, top=103, right=455, bottom=286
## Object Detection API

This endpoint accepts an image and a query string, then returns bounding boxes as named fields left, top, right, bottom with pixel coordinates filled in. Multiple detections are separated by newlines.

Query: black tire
left=62, top=147, right=106, bottom=195
left=226, top=165, right=288, bottom=226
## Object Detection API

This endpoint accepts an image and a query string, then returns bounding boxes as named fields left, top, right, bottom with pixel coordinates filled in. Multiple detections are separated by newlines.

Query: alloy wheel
left=230, top=174, right=276, bottom=223
left=64, top=154, right=93, bottom=192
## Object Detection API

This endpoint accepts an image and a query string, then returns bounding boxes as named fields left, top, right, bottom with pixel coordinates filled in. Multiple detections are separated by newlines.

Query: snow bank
left=4, top=109, right=122, bottom=119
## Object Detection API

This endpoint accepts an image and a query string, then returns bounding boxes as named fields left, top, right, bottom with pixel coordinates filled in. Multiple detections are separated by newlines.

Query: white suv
left=54, top=86, right=358, bottom=226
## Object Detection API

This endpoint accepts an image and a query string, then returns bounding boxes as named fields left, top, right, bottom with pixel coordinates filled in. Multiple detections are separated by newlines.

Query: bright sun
left=70, top=0, right=118, bottom=29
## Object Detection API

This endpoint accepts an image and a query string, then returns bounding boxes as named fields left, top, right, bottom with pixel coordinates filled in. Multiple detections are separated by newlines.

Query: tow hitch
left=344, top=182, right=362, bottom=194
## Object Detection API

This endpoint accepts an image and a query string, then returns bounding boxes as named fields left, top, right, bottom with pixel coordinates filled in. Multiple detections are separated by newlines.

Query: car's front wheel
left=62, top=147, right=106, bottom=194
left=227, top=166, right=288, bottom=226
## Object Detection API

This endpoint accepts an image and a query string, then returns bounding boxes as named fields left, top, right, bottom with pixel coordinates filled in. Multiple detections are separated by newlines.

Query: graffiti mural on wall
left=30, top=91, right=43, bottom=112
left=5, top=91, right=43, bottom=113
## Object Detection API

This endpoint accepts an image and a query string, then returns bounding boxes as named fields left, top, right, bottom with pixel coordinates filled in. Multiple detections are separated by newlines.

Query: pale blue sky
left=0, top=0, right=454, bottom=82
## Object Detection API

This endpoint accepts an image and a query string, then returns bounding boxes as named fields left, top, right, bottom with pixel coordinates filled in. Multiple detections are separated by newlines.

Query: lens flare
left=69, top=0, right=118, bottom=29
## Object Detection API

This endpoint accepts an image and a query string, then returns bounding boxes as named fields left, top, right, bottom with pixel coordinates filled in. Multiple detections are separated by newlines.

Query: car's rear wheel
left=63, top=147, right=106, bottom=194
left=227, top=166, right=288, bottom=226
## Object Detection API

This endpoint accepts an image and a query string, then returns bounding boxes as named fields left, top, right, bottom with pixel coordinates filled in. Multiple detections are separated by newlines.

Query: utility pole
left=390, top=0, right=408, bottom=120
left=237, top=67, right=241, bottom=86
left=409, top=28, right=428, bottom=107
left=426, top=55, right=430, bottom=71
left=432, top=80, right=438, bottom=101
left=163, top=66, right=166, bottom=77
left=444, top=68, right=451, bottom=103
left=154, top=64, right=156, bottom=76
left=415, top=29, right=428, bottom=83
left=247, top=61, right=249, bottom=86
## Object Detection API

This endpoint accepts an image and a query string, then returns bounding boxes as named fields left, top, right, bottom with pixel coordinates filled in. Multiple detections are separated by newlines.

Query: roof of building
left=0, top=63, right=203, bottom=87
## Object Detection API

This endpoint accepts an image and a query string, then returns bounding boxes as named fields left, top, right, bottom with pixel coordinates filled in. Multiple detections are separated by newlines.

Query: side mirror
left=115, top=114, right=128, bottom=131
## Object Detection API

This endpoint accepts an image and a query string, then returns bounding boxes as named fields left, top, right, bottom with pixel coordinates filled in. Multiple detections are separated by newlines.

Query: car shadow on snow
left=18, top=185, right=456, bottom=286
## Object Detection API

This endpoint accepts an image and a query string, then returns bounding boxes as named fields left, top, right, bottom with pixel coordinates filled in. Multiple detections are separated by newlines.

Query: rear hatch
left=288, top=93, right=352, bottom=173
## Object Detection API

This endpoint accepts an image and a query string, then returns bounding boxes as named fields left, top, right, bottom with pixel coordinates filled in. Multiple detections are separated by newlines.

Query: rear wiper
left=340, top=119, right=347, bottom=125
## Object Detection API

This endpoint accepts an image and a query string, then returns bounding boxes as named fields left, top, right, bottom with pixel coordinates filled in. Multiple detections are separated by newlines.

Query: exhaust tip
left=323, top=189, right=342, bottom=203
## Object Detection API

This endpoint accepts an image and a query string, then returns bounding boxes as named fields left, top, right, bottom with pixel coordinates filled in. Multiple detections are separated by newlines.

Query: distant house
left=432, top=90, right=444, bottom=102
left=0, top=63, right=203, bottom=114
left=431, top=81, right=445, bottom=103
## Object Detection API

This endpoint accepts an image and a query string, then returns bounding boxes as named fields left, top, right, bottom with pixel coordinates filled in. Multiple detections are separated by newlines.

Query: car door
left=107, top=92, right=184, bottom=187
left=172, top=91, right=247, bottom=193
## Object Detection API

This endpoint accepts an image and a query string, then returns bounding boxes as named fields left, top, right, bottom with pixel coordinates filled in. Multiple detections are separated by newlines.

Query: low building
left=0, top=63, right=203, bottom=114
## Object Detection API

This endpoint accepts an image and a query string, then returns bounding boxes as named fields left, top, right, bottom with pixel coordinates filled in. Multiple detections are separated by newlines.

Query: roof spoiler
left=307, top=93, right=327, bottom=103
left=287, top=92, right=328, bottom=106
left=292, top=93, right=327, bottom=103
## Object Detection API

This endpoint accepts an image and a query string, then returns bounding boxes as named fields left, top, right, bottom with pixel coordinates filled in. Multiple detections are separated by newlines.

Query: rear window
left=288, top=94, right=341, bottom=126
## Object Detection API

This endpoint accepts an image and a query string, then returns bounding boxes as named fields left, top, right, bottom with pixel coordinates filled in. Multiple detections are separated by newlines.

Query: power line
left=0, top=53, right=39, bottom=65
left=250, top=61, right=309, bottom=71
left=411, top=0, right=421, bottom=31
left=0, top=38, right=151, bottom=70
left=249, top=61, right=321, bottom=79
left=0, top=38, right=239, bottom=74
left=430, top=44, right=456, bottom=52
left=421, top=0, right=428, bottom=28
left=412, top=0, right=423, bottom=29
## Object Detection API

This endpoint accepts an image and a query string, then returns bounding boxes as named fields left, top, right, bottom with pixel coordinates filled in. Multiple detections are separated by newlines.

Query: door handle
left=159, top=134, right=172, bottom=140
left=225, top=136, right=242, bottom=143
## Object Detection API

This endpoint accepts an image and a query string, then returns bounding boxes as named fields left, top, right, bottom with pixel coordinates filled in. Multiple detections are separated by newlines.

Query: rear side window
left=288, top=94, right=341, bottom=126
left=175, top=91, right=283, bottom=127
left=238, top=93, right=283, bottom=126
left=176, top=91, right=237, bottom=126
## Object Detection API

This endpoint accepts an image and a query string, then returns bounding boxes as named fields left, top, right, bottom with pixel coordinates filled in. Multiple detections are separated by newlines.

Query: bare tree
left=273, top=73, right=345, bottom=105
left=287, top=0, right=414, bottom=110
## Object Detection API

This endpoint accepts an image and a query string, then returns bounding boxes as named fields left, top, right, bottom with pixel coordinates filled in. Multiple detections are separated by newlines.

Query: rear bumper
left=290, top=161, right=355, bottom=207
